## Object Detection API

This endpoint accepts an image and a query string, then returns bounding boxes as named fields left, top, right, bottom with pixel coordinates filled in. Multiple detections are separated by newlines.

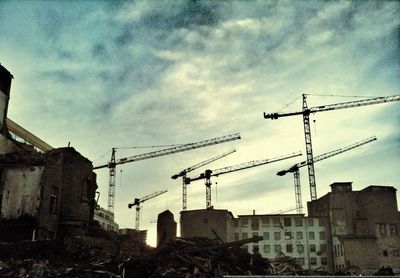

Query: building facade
left=308, top=182, right=400, bottom=274
left=93, top=205, right=119, bottom=232
left=0, top=64, right=98, bottom=241
left=157, top=210, right=176, bottom=247
left=180, top=208, right=235, bottom=242
left=234, top=214, right=329, bottom=271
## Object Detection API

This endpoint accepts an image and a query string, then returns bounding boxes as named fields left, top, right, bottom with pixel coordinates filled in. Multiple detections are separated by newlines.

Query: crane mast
left=278, top=136, right=377, bottom=213
left=94, top=133, right=241, bottom=212
left=171, top=149, right=236, bottom=211
left=187, top=151, right=302, bottom=208
left=128, top=189, right=167, bottom=230
left=264, top=94, right=400, bottom=201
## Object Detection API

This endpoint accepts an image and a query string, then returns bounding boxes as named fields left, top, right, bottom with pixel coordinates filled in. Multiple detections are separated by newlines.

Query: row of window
left=334, top=244, right=344, bottom=257
left=237, top=231, right=326, bottom=241
left=239, top=217, right=327, bottom=229
left=377, top=223, right=397, bottom=235
left=259, top=243, right=326, bottom=254
left=97, top=212, right=113, bottom=220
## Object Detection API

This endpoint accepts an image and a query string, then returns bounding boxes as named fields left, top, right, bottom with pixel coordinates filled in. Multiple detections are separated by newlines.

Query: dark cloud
left=40, top=70, right=78, bottom=83
left=141, top=0, right=220, bottom=30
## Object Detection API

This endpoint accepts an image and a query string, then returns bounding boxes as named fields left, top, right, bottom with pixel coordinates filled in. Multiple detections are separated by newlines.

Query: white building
left=93, top=206, right=119, bottom=232
left=234, top=214, right=329, bottom=270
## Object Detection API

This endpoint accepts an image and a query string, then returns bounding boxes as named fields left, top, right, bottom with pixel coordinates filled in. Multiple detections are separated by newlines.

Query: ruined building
left=0, top=64, right=97, bottom=241
left=180, top=208, right=235, bottom=242
left=179, top=183, right=399, bottom=274
left=308, top=182, right=400, bottom=274
left=234, top=213, right=329, bottom=271
left=157, top=210, right=176, bottom=247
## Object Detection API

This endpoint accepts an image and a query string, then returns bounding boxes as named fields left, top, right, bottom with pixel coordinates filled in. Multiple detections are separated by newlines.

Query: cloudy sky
left=1, top=0, right=399, bottom=246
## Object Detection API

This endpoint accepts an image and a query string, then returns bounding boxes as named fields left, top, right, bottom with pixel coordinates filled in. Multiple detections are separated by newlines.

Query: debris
left=122, top=236, right=271, bottom=278
left=269, top=253, right=304, bottom=275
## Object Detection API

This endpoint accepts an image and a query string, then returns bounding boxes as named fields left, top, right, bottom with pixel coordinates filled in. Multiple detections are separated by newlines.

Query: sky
left=0, top=0, right=399, bottom=246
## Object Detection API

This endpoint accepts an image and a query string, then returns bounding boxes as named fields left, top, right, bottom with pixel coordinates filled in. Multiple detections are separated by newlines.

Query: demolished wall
left=0, top=166, right=43, bottom=218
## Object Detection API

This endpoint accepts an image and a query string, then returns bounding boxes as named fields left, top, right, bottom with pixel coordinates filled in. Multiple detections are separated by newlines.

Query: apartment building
left=93, top=205, right=119, bottom=232
left=234, top=214, right=329, bottom=270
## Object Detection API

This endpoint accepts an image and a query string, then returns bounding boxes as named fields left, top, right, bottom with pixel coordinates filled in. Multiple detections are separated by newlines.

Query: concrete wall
left=0, top=166, right=43, bottom=218
left=343, top=238, right=379, bottom=274
left=180, top=209, right=234, bottom=242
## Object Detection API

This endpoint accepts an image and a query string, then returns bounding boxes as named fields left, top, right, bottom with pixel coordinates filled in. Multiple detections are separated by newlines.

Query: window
left=262, top=217, right=270, bottom=227
left=234, top=233, right=239, bottom=241
left=319, top=231, right=326, bottom=240
left=297, top=257, right=305, bottom=266
left=242, top=233, right=248, bottom=239
left=234, top=220, right=239, bottom=228
left=47, top=231, right=55, bottom=240
left=340, top=244, right=344, bottom=256
left=296, top=231, right=303, bottom=240
left=284, top=217, right=292, bottom=227
left=285, top=232, right=293, bottom=240
left=263, top=232, right=270, bottom=240
left=318, top=218, right=326, bottom=227
left=321, top=257, right=328, bottom=265
left=274, top=232, right=281, bottom=240
left=295, top=217, right=303, bottom=226
left=308, top=218, right=314, bottom=227
left=297, top=244, right=304, bottom=254
left=273, top=218, right=281, bottom=227
left=309, top=231, right=315, bottom=240
left=310, top=244, right=316, bottom=252
left=251, top=218, right=259, bottom=230
left=264, top=245, right=271, bottom=253
left=379, top=223, right=386, bottom=234
left=81, top=178, right=91, bottom=200
left=310, top=257, right=317, bottom=265
left=334, top=245, right=338, bottom=257
left=383, top=250, right=388, bottom=257
left=286, top=244, right=293, bottom=253
left=252, top=232, right=258, bottom=238
left=253, top=245, right=260, bottom=253
left=49, top=186, right=59, bottom=214
left=241, top=218, right=249, bottom=228
left=390, top=224, right=397, bottom=235
left=274, top=245, right=281, bottom=253
left=320, top=244, right=326, bottom=253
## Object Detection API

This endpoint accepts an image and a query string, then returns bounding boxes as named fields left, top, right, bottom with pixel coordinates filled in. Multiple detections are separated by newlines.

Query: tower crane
left=186, top=151, right=302, bottom=208
left=128, top=189, right=167, bottom=230
left=264, top=94, right=400, bottom=201
left=172, top=149, right=236, bottom=211
left=93, top=133, right=241, bottom=212
left=277, top=136, right=377, bottom=214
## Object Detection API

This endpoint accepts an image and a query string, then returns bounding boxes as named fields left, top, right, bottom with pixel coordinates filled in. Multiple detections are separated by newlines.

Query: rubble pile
left=269, top=254, right=305, bottom=275
left=0, top=237, right=122, bottom=278
left=122, top=236, right=271, bottom=278
left=0, top=235, right=333, bottom=277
